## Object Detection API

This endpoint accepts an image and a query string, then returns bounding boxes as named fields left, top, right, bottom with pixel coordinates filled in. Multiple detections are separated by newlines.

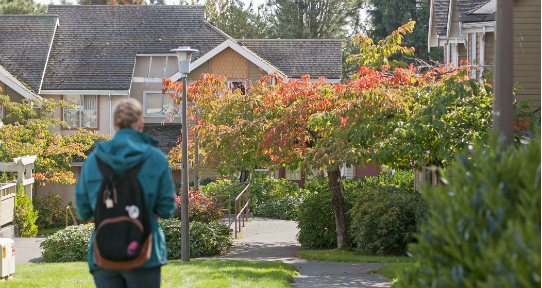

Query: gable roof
left=43, top=5, right=230, bottom=91
left=0, top=65, right=43, bottom=101
left=238, top=39, right=343, bottom=80
left=458, top=0, right=495, bottom=23
left=170, top=39, right=287, bottom=81
left=0, top=15, right=58, bottom=93
left=433, top=0, right=451, bottom=36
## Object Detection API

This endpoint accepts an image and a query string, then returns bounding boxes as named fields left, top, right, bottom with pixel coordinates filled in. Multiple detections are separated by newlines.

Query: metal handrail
left=210, top=182, right=251, bottom=238
left=65, top=206, right=78, bottom=227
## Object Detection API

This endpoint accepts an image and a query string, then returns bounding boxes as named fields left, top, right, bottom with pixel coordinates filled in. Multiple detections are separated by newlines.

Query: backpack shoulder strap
left=95, top=156, right=113, bottom=178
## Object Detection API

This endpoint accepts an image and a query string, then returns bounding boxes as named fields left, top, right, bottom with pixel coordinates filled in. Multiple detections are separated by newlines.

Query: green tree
left=182, top=0, right=268, bottom=39
left=0, top=0, right=46, bottom=15
left=0, top=93, right=109, bottom=184
left=364, top=0, right=443, bottom=63
left=264, top=0, right=363, bottom=39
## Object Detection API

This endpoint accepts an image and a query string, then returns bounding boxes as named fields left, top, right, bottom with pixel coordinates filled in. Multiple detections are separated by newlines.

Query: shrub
left=174, top=190, right=222, bottom=223
left=394, top=135, right=541, bottom=287
left=298, top=171, right=415, bottom=249
left=40, top=223, right=94, bottom=262
left=253, top=196, right=301, bottom=220
left=158, top=218, right=232, bottom=259
left=15, top=187, right=38, bottom=237
left=33, top=192, right=64, bottom=229
left=349, top=185, right=425, bottom=255
left=297, top=179, right=361, bottom=248
left=41, top=219, right=233, bottom=262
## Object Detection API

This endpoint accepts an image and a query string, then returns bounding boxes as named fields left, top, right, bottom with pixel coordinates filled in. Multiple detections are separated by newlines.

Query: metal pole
left=494, top=0, right=514, bottom=147
left=181, top=75, right=190, bottom=262
left=194, top=109, right=199, bottom=191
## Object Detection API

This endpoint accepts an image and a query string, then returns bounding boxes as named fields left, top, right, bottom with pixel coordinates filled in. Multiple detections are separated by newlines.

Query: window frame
left=143, top=91, right=181, bottom=117
left=226, top=79, right=248, bottom=95
left=61, top=95, right=99, bottom=130
left=285, top=168, right=302, bottom=180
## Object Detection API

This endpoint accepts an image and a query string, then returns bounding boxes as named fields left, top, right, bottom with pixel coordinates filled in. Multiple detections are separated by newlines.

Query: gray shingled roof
left=239, top=39, right=342, bottom=79
left=43, top=5, right=230, bottom=91
left=458, top=0, right=494, bottom=23
left=433, top=0, right=450, bottom=36
left=0, top=15, right=58, bottom=93
left=0, top=65, right=42, bottom=100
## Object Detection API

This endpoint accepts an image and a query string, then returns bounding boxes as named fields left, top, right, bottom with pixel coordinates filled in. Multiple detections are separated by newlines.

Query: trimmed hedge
left=349, top=185, right=426, bottom=255
left=394, top=135, right=541, bottom=287
left=41, top=220, right=232, bottom=262
left=15, top=188, right=38, bottom=238
left=40, top=224, right=93, bottom=263
left=159, top=218, right=232, bottom=259
left=297, top=170, right=415, bottom=249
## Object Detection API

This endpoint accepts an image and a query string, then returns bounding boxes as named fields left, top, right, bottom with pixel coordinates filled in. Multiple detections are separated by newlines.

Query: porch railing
left=0, top=183, right=16, bottom=227
left=211, top=182, right=251, bottom=238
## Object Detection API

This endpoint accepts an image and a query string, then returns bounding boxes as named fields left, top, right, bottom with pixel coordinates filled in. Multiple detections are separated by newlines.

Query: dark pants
left=91, top=266, right=161, bottom=288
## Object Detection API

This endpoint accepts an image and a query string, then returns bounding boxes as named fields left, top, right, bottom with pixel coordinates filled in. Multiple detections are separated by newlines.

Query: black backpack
left=92, top=156, right=152, bottom=270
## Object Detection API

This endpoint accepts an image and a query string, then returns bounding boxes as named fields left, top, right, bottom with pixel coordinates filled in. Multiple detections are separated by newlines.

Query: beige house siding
left=458, top=44, right=468, bottom=64
left=513, top=0, right=541, bottom=107
left=187, top=60, right=209, bottom=83
left=209, top=47, right=248, bottom=80
left=248, top=61, right=267, bottom=86
left=449, top=0, right=461, bottom=39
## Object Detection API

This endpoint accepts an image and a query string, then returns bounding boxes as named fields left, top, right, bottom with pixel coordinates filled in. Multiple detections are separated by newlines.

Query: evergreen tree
left=264, top=0, right=363, bottom=39
left=0, top=0, right=46, bottom=14
left=364, top=0, right=443, bottom=63
left=182, top=0, right=268, bottom=39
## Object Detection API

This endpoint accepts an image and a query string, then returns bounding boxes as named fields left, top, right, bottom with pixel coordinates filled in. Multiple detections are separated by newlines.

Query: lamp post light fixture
left=171, top=46, right=198, bottom=262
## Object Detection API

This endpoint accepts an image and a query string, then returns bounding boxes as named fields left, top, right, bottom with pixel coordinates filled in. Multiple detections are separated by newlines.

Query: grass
left=36, top=227, right=64, bottom=236
left=365, top=262, right=417, bottom=279
left=296, top=248, right=415, bottom=263
left=6, top=259, right=297, bottom=288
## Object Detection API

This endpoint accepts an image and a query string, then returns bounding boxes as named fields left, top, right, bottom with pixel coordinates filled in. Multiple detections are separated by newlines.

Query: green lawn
left=7, top=259, right=297, bottom=288
left=365, top=262, right=417, bottom=279
left=36, top=227, right=64, bottom=236
left=296, top=248, right=415, bottom=263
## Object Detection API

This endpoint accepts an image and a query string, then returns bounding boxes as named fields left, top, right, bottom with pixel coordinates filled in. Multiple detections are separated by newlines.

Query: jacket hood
left=94, top=128, right=159, bottom=172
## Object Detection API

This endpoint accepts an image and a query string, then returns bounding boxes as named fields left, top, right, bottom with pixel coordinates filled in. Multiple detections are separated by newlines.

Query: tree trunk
left=239, top=169, right=249, bottom=182
left=327, top=167, right=348, bottom=249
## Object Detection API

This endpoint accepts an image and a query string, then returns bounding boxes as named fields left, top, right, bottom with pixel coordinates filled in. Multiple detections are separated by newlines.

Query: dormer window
left=144, top=91, right=180, bottom=117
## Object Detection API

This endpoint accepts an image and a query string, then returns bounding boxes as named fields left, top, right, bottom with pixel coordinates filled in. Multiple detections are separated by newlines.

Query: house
left=428, top=0, right=541, bottom=109
left=0, top=5, right=345, bottom=203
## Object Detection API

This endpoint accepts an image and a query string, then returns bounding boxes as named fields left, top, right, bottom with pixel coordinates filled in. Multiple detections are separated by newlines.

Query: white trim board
left=0, top=66, right=43, bottom=101
left=40, top=90, right=129, bottom=95
left=170, top=39, right=287, bottom=81
left=38, top=17, right=59, bottom=95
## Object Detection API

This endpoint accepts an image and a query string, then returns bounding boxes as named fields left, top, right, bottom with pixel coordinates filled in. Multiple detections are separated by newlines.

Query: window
left=285, top=168, right=301, bottom=180
left=63, top=95, right=97, bottom=128
left=144, top=92, right=178, bottom=117
left=226, top=80, right=246, bottom=95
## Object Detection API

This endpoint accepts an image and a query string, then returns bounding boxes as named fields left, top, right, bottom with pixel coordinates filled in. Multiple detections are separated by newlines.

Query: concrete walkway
left=216, top=217, right=392, bottom=288
left=13, top=236, right=46, bottom=265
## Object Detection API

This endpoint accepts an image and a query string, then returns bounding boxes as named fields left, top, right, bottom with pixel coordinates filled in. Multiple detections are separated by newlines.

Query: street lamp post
left=171, top=46, right=198, bottom=262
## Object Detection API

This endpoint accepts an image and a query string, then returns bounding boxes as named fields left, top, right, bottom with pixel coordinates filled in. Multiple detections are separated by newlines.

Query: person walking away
left=75, top=98, right=176, bottom=288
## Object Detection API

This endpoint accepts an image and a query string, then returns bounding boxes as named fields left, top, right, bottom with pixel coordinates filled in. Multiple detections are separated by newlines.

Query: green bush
left=394, top=135, right=541, bottom=287
left=15, top=188, right=38, bottom=237
left=40, top=223, right=94, bottom=262
left=200, top=177, right=304, bottom=220
left=349, top=185, right=426, bottom=255
left=159, top=218, right=232, bottom=259
left=33, top=192, right=64, bottom=229
left=297, top=171, right=414, bottom=249
left=253, top=196, right=301, bottom=220
left=297, top=178, right=361, bottom=248
left=41, top=219, right=233, bottom=262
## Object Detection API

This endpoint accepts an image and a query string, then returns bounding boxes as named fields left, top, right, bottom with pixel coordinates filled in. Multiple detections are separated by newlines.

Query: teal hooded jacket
left=75, top=128, right=176, bottom=271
